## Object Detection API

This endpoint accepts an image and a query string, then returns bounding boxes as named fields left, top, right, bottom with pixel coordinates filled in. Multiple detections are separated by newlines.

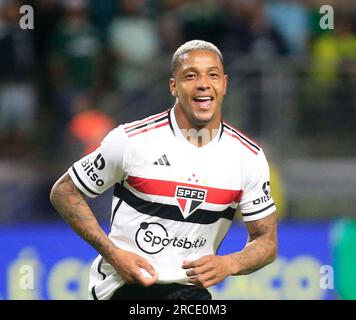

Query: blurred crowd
left=0, top=0, right=356, bottom=161
left=0, top=0, right=356, bottom=222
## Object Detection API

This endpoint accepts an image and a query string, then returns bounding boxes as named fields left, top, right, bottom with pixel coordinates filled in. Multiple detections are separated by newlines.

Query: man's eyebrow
left=181, top=67, right=198, bottom=73
left=208, top=67, right=223, bottom=72
left=181, top=66, right=223, bottom=73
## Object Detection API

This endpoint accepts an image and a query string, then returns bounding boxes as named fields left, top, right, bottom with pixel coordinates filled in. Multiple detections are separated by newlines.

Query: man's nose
left=196, top=76, right=210, bottom=90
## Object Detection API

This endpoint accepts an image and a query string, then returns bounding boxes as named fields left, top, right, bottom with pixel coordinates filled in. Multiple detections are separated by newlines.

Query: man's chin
left=191, top=113, right=214, bottom=127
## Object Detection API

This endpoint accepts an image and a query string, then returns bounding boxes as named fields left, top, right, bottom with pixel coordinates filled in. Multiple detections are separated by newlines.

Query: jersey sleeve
left=239, top=149, right=276, bottom=222
left=68, top=125, right=128, bottom=198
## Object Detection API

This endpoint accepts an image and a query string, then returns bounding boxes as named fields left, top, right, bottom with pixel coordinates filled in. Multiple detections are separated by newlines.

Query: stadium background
left=0, top=0, right=355, bottom=300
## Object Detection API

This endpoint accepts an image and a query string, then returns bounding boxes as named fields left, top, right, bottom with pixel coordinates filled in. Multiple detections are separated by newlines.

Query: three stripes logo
left=153, top=154, right=170, bottom=166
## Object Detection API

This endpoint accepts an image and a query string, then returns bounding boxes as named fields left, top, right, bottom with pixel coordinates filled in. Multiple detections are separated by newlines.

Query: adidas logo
left=153, top=154, right=170, bottom=166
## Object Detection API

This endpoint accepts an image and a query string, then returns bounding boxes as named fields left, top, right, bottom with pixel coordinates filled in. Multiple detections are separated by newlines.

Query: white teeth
left=194, top=97, right=212, bottom=101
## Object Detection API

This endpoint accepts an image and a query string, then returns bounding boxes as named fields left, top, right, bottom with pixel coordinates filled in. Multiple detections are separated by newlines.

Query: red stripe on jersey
left=127, top=121, right=169, bottom=137
left=127, top=176, right=243, bottom=204
left=223, top=121, right=260, bottom=147
left=224, top=130, right=258, bottom=155
left=124, top=111, right=169, bottom=131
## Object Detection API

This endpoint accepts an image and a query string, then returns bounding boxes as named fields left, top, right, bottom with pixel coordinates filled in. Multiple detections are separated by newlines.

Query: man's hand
left=50, top=173, right=158, bottom=287
left=182, top=255, right=233, bottom=288
left=109, top=248, right=158, bottom=287
left=182, top=213, right=277, bottom=288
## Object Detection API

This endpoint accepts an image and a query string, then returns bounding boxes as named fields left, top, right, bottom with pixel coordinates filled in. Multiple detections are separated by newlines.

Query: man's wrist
left=224, top=254, right=240, bottom=276
left=98, top=240, right=121, bottom=264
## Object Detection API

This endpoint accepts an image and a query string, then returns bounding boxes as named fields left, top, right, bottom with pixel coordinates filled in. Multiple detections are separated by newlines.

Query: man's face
left=170, top=50, right=228, bottom=128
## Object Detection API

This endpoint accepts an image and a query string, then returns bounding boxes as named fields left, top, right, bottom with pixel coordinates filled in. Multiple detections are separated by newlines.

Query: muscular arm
left=49, top=173, right=118, bottom=263
left=50, top=173, right=158, bottom=285
left=228, top=212, right=278, bottom=275
left=183, top=212, right=277, bottom=288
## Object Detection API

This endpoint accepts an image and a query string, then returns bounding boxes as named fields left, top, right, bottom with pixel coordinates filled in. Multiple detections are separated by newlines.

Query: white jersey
left=68, top=108, right=276, bottom=300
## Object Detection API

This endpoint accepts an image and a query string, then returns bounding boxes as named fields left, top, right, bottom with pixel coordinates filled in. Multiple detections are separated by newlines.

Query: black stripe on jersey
left=110, top=198, right=123, bottom=229
left=242, top=203, right=275, bottom=217
left=97, top=258, right=107, bottom=280
left=91, top=286, right=98, bottom=300
left=125, top=115, right=169, bottom=134
left=215, top=233, right=229, bottom=256
left=168, top=108, right=175, bottom=135
left=110, top=180, right=125, bottom=230
left=223, top=124, right=260, bottom=151
left=71, top=166, right=100, bottom=196
left=219, top=121, right=224, bottom=141
left=114, top=183, right=235, bottom=224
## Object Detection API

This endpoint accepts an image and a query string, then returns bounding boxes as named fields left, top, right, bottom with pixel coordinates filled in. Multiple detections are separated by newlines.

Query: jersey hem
left=242, top=205, right=276, bottom=222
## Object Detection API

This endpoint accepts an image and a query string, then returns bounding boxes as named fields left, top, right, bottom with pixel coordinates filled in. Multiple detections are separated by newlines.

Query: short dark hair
left=171, top=40, right=224, bottom=76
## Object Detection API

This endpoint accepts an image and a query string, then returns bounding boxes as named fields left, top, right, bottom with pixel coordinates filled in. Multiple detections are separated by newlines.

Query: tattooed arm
left=183, top=213, right=277, bottom=288
left=228, top=212, right=278, bottom=275
left=50, top=173, right=158, bottom=286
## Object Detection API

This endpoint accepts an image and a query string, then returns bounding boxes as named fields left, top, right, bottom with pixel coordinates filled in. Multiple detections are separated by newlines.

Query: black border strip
left=242, top=203, right=275, bottom=216
left=91, top=286, right=98, bottom=300
left=125, top=115, right=168, bottom=134
left=168, top=108, right=175, bottom=135
left=110, top=180, right=125, bottom=231
left=71, top=166, right=99, bottom=196
left=223, top=124, right=260, bottom=151
left=219, top=121, right=224, bottom=140
left=110, top=198, right=123, bottom=229
left=114, top=183, right=235, bottom=224
left=97, top=258, right=107, bottom=280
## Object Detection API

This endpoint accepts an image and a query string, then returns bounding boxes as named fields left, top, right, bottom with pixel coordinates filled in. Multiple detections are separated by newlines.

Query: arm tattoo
left=247, top=217, right=272, bottom=242
left=50, top=173, right=116, bottom=260
left=230, top=213, right=277, bottom=275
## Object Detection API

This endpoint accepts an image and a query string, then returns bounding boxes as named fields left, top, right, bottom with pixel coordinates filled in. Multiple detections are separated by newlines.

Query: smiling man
left=50, top=40, right=278, bottom=300
left=170, top=46, right=227, bottom=130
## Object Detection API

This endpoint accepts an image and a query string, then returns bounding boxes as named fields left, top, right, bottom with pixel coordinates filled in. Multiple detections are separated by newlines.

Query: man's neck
left=173, top=104, right=221, bottom=148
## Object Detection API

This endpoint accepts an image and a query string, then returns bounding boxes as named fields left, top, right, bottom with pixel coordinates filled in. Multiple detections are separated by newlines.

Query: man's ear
left=223, top=74, right=228, bottom=96
left=169, top=78, right=177, bottom=97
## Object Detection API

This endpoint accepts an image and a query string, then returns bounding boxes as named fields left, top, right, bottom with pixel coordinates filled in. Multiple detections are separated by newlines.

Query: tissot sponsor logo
left=81, top=153, right=106, bottom=186
left=135, top=222, right=206, bottom=255
left=175, top=186, right=207, bottom=218
left=253, top=181, right=272, bottom=205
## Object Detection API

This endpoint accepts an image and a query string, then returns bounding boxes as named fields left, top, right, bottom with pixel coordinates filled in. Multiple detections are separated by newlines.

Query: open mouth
left=192, top=96, right=214, bottom=108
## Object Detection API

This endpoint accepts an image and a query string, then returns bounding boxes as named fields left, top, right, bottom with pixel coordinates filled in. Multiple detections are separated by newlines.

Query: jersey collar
left=168, top=107, right=223, bottom=146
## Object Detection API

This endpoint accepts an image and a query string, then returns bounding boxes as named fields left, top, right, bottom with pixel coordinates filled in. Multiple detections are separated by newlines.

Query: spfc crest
left=175, top=186, right=207, bottom=218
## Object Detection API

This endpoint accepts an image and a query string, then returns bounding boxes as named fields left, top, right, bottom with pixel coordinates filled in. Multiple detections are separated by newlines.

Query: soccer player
left=50, top=40, right=278, bottom=300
